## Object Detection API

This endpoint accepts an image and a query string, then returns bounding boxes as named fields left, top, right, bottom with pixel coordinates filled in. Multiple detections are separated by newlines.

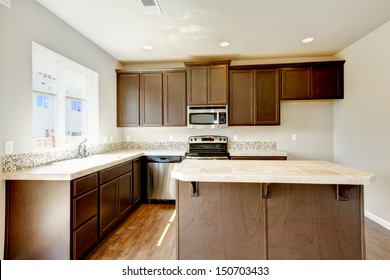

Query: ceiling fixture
left=219, top=41, right=231, bottom=47
left=302, top=37, right=314, bottom=43
left=138, top=0, right=163, bottom=16
left=142, top=44, right=154, bottom=50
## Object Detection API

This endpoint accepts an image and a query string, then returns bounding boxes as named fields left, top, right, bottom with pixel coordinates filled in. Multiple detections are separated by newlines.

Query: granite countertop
left=1, top=150, right=186, bottom=181
left=1, top=149, right=287, bottom=181
left=171, top=159, right=376, bottom=185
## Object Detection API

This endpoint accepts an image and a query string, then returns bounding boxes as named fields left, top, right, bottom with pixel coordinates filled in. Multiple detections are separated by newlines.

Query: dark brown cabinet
left=185, top=61, right=229, bottom=105
left=99, top=161, right=133, bottom=237
left=229, top=68, right=280, bottom=125
left=163, top=71, right=187, bottom=126
left=116, top=70, right=187, bottom=127
left=140, top=72, right=163, bottom=126
left=132, top=157, right=142, bottom=206
left=5, top=158, right=143, bottom=260
left=281, top=67, right=311, bottom=99
left=71, top=173, right=99, bottom=260
left=281, top=61, right=344, bottom=100
left=117, top=73, right=140, bottom=126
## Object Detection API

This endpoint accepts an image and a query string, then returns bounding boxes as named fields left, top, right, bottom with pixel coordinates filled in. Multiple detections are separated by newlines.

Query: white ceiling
left=35, top=0, right=390, bottom=63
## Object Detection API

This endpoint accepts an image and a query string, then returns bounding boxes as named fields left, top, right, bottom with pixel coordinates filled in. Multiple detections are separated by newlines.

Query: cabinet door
left=118, top=172, right=133, bottom=218
left=229, top=70, right=254, bottom=125
left=208, top=65, right=228, bottom=104
left=117, top=73, right=140, bottom=126
left=281, top=68, right=311, bottom=99
left=100, top=180, right=118, bottom=236
left=73, top=216, right=98, bottom=259
left=187, top=66, right=207, bottom=105
left=140, top=73, right=163, bottom=126
left=254, top=69, right=280, bottom=125
left=311, top=65, right=343, bottom=99
left=163, top=71, right=187, bottom=126
left=133, top=158, right=142, bottom=206
left=73, top=188, right=98, bottom=229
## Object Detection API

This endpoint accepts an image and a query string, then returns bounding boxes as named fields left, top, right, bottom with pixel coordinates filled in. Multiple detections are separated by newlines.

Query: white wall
left=334, top=21, right=390, bottom=228
left=125, top=101, right=335, bottom=161
left=0, top=0, right=121, bottom=259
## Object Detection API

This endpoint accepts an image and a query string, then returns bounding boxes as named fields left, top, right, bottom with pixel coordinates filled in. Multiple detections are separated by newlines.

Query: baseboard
left=365, top=210, right=390, bottom=231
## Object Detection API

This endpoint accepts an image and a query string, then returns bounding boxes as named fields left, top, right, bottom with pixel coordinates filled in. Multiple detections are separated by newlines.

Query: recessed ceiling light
left=142, top=44, right=154, bottom=50
left=302, top=37, right=314, bottom=43
left=219, top=41, right=231, bottom=47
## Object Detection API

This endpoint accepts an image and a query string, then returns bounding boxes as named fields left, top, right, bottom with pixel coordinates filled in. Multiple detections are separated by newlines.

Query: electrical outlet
left=110, top=136, right=113, bottom=142
left=0, top=0, right=11, bottom=9
left=169, top=135, right=174, bottom=141
left=292, top=134, right=297, bottom=141
left=233, top=135, right=238, bottom=141
left=126, top=135, right=131, bottom=141
left=4, top=140, right=13, bottom=154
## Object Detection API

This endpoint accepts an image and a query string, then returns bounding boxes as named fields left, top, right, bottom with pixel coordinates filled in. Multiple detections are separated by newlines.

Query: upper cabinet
left=281, top=61, right=345, bottom=100
left=163, top=71, right=187, bottom=126
left=185, top=61, right=230, bottom=105
left=229, top=68, right=280, bottom=125
left=116, top=70, right=187, bottom=127
left=140, top=72, right=163, bottom=126
left=117, top=73, right=140, bottom=127
left=116, top=60, right=344, bottom=127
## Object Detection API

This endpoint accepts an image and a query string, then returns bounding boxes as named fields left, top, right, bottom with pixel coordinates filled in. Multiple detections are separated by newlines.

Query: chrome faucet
left=78, top=139, right=89, bottom=158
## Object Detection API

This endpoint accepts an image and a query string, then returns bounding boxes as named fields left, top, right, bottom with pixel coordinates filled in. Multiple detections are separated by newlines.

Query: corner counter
left=172, top=159, right=375, bottom=260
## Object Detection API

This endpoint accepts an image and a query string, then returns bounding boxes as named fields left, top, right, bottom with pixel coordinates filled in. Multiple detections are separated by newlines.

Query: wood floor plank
left=86, top=203, right=176, bottom=260
left=365, top=217, right=390, bottom=260
left=87, top=204, right=390, bottom=260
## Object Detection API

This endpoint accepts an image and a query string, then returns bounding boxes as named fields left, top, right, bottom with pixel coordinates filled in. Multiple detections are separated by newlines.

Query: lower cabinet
left=5, top=157, right=143, bottom=260
left=71, top=173, right=99, bottom=260
left=99, top=161, right=133, bottom=237
left=132, top=158, right=142, bottom=206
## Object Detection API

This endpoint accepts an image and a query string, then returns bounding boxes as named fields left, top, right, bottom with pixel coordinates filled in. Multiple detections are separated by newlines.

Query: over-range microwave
left=187, top=105, right=228, bottom=129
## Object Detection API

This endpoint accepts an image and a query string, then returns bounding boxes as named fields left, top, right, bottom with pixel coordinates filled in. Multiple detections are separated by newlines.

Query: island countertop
left=171, top=159, right=376, bottom=185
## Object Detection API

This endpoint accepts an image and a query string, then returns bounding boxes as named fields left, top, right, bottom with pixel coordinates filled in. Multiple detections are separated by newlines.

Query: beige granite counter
left=1, top=149, right=288, bottom=181
left=171, top=159, right=375, bottom=185
left=1, top=150, right=186, bottom=181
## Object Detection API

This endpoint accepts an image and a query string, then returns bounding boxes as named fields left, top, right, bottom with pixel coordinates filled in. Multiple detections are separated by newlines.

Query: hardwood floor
left=87, top=203, right=176, bottom=260
left=365, top=217, right=390, bottom=260
left=86, top=203, right=390, bottom=260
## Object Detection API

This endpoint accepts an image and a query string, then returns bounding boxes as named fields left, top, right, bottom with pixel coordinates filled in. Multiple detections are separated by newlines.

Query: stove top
left=185, top=135, right=230, bottom=159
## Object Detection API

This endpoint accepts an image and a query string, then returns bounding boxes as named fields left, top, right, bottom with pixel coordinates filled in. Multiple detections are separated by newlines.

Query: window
left=32, top=42, right=99, bottom=151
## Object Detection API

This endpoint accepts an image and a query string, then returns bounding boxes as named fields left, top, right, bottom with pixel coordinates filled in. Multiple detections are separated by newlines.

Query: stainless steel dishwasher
left=146, top=156, right=181, bottom=202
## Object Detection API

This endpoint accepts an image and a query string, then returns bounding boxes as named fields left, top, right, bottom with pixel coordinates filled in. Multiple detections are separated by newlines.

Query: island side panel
left=267, top=183, right=364, bottom=260
left=5, top=180, right=71, bottom=260
left=177, top=181, right=266, bottom=260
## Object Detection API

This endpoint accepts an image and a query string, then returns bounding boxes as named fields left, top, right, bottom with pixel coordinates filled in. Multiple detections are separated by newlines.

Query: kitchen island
left=171, top=160, right=376, bottom=260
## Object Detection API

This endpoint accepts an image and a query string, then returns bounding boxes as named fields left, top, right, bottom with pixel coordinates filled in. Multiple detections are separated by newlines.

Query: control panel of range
left=188, top=135, right=228, bottom=144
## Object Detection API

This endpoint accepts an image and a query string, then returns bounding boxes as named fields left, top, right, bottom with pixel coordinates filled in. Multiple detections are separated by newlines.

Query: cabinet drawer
left=73, top=188, right=98, bottom=229
left=73, top=216, right=98, bottom=259
left=100, top=161, right=133, bottom=184
left=72, top=173, right=98, bottom=197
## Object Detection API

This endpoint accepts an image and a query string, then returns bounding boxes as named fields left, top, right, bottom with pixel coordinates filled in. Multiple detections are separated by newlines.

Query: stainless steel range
left=185, top=135, right=230, bottom=159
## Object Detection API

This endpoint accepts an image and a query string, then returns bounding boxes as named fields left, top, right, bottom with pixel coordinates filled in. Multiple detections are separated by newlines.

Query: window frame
left=32, top=42, right=99, bottom=152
